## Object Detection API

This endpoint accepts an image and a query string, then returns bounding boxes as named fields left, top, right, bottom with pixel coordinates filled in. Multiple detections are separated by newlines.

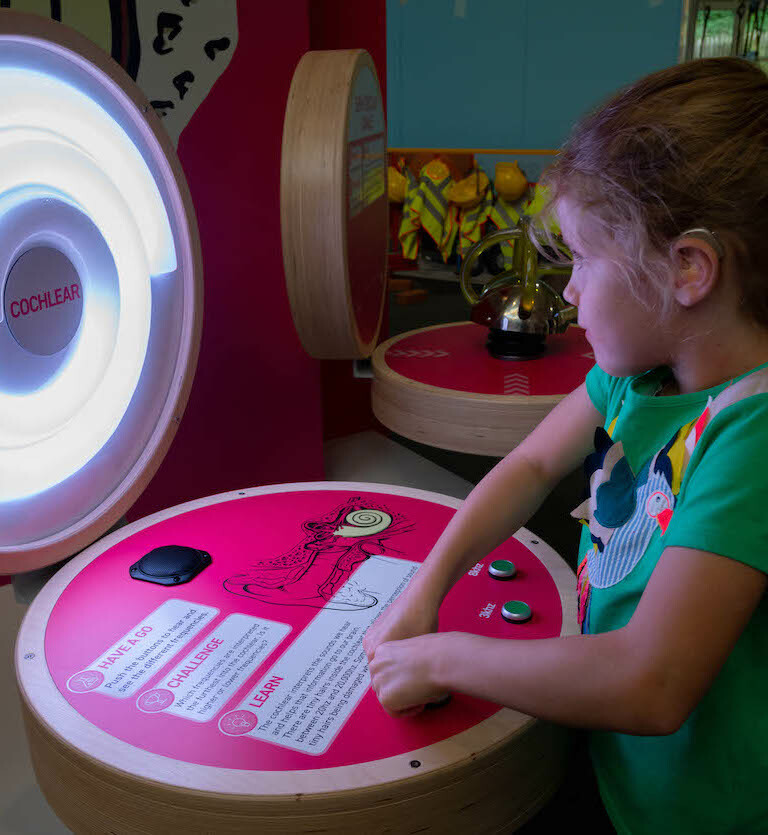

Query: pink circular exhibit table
left=16, top=482, right=577, bottom=834
left=372, top=322, right=595, bottom=456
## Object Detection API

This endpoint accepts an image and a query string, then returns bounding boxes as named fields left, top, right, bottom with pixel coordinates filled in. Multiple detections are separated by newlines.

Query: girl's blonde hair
left=536, top=58, right=768, bottom=324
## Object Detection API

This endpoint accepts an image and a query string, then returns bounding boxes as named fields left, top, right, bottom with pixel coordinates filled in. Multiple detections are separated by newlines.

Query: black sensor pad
left=129, top=545, right=211, bottom=586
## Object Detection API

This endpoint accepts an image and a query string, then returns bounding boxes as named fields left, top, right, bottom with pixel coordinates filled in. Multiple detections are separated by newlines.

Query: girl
left=364, top=58, right=768, bottom=834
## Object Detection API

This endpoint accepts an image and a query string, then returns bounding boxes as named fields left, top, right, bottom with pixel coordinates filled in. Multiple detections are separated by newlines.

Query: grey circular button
left=4, top=247, right=83, bottom=356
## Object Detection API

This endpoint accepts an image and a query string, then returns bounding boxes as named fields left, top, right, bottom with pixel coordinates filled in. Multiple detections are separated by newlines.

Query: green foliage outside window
left=694, top=5, right=767, bottom=75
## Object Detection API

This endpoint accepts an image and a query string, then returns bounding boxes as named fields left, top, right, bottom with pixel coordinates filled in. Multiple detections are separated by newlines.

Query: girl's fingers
left=391, top=704, right=424, bottom=718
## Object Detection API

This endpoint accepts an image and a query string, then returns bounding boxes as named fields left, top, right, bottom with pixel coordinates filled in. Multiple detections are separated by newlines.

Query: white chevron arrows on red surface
left=582, top=351, right=595, bottom=360
left=388, top=348, right=450, bottom=359
left=503, top=373, right=530, bottom=395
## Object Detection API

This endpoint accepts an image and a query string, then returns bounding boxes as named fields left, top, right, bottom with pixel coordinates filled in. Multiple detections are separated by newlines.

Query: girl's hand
left=368, top=633, right=451, bottom=716
left=362, top=585, right=439, bottom=662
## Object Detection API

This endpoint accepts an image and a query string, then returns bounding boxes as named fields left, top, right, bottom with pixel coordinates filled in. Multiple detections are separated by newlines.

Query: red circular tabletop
left=384, top=322, right=593, bottom=395
left=371, top=323, right=595, bottom=456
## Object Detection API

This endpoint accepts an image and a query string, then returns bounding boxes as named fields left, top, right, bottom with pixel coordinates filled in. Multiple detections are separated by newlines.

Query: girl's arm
left=363, top=381, right=602, bottom=658
left=369, top=545, right=767, bottom=734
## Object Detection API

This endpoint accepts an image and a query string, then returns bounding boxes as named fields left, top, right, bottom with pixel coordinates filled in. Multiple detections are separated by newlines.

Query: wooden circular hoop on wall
left=281, top=50, right=387, bottom=359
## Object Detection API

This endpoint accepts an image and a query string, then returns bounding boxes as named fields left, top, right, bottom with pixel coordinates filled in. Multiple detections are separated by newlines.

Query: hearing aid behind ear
left=678, top=228, right=725, bottom=259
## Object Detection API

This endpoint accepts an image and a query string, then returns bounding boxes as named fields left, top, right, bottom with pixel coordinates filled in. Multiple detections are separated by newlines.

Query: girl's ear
left=671, top=236, right=721, bottom=307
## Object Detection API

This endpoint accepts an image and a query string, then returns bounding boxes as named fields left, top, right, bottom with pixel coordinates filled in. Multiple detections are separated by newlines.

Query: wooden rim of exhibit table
left=16, top=482, right=577, bottom=834
left=372, top=322, right=594, bottom=457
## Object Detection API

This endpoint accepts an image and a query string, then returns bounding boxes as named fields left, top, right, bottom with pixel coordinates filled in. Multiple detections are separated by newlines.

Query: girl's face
left=557, top=197, right=672, bottom=377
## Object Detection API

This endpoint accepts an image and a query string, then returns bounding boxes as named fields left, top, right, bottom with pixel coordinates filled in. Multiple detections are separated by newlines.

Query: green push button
left=489, top=559, right=516, bottom=579
left=502, top=601, right=531, bottom=623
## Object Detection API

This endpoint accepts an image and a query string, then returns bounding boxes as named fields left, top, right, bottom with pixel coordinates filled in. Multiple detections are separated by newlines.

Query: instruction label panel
left=136, top=614, right=290, bottom=721
left=347, top=64, right=385, bottom=218
left=66, top=599, right=218, bottom=699
left=219, top=556, right=419, bottom=754
left=348, top=134, right=385, bottom=218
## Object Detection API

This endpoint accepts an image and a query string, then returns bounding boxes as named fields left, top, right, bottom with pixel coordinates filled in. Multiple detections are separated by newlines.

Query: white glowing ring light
left=0, top=13, right=202, bottom=574
left=0, top=69, right=173, bottom=499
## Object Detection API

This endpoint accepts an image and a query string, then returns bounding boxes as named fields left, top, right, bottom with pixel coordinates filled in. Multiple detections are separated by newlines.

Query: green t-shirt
left=579, top=363, right=768, bottom=835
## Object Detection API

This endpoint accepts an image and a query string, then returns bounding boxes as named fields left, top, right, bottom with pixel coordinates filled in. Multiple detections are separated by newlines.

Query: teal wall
left=387, top=0, right=684, bottom=179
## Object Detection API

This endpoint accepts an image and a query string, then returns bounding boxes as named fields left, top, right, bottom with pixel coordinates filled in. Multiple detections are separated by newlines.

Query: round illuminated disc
left=281, top=50, right=387, bottom=359
left=0, top=12, right=202, bottom=574
left=16, top=483, right=577, bottom=834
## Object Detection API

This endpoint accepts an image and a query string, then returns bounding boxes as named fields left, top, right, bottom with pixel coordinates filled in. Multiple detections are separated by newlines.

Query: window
left=681, top=0, right=768, bottom=73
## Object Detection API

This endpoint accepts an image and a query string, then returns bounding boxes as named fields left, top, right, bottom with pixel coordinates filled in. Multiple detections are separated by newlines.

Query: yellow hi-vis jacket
left=523, top=182, right=560, bottom=234
left=458, top=185, right=494, bottom=258
left=487, top=182, right=560, bottom=270
left=398, top=159, right=458, bottom=261
left=488, top=192, right=528, bottom=269
left=398, top=168, right=421, bottom=259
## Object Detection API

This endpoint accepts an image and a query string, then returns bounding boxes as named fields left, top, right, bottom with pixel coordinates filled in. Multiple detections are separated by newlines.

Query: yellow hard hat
left=495, top=161, right=527, bottom=202
left=446, top=169, right=489, bottom=209
left=388, top=165, right=407, bottom=203
left=420, top=158, right=451, bottom=183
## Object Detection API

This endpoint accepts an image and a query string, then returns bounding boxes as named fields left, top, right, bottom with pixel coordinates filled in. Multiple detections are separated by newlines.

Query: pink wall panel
left=309, top=0, right=388, bottom=441
left=130, top=0, right=324, bottom=520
